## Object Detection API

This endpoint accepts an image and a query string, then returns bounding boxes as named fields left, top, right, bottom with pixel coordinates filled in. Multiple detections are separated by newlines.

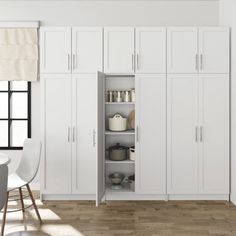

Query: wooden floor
left=2, top=192, right=236, bottom=236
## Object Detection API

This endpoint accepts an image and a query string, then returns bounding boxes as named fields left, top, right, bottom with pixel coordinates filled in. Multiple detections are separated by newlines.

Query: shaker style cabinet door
left=135, top=28, right=166, bottom=74
left=199, top=28, right=229, bottom=74
left=167, top=27, right=198, bottom=74
left=40, top=27, right=71, bottom=74
left=167, top=74, right=199, bottom=194
left=42, top=75, right=72, bottom=194
left=104, top=27, right=134, bottom=74
left=72, top=28, right=103, bottom=73
left=135, top=74, right=166, bottom=194
left=198, top=74, right=229, bottom=194
left=71, top=75, right=97, bottom=195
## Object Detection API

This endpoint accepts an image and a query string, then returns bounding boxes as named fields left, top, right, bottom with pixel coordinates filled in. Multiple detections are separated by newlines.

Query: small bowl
left=109, top=173, right=125, bottom=185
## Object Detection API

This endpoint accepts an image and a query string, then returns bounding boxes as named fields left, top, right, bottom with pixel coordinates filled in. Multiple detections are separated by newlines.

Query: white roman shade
left=0, top=28, right=38, bottom=81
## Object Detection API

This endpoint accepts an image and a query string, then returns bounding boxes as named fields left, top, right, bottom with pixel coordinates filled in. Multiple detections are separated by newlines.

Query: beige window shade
left=0, top=28, right=38, bottom=81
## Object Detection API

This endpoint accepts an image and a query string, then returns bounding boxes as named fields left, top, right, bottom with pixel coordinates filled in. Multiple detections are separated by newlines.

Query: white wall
left=219, top=0, right=236, bottom=204
left=0, top=0, right=219, bottom=189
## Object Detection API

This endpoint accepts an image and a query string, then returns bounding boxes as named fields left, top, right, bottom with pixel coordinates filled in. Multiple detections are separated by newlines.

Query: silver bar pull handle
left=73, top=126, right=75, bottom=142
left=136, top=54, right=139, bottom=70
left=68, top=127, right=70, bottom=142
left=136, top=126, right=139, bottom=142
left=68, top=54, right=70, bottom=71
left=200, top=54, right=203, bottom=71
left=93, top=129, right=96, bottom=147
left=73, top=54, right=75, bottom=70
left=195, top=126, right=198, bottom=142
left=200, top=126, right=203, bottom=142
left=132, top=54, right=134, bottom=70
left=195, top=54, right=199, bottom=71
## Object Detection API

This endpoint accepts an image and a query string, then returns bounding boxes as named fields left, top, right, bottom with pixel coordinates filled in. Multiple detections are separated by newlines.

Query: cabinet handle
left=73, top=54, right=76, bottom=70
left=136, top=126, right=139, bottom=142
left=73, top=126, right=75, bottom=142
left=195, top=126, right=198, bottom=142
left=132, top=54, right=134, bottom=70
left=93, top=129, right=96, bottom=147
left=200, top=54, right=203, bottom=71
left=195, top=54, right=199, bottom=71
left=68, top=127, right=70, bottom=142
left=68, top=54, right=70, bottom=71
left=137, top=54, right=139, bottom=70
left=200, top=126, right=203, bottom=142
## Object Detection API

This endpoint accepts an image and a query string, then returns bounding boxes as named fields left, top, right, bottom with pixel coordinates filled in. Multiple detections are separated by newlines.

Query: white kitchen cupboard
left=167, top=27, right=229, bottom=74
left=40, top=27, right=103, bottom=74
left=199, top=28, right=230, bottom=74
left=135, top=28, right=166, bottom=74
left=167, top=74, right=229, bottom=198
left=40, top=28, right=71, bottom=74
left=104, top=27, right=135, bottom=74
left=135, top=74, right=166, bottom=194
left=41, top=73, right=104, bottom=199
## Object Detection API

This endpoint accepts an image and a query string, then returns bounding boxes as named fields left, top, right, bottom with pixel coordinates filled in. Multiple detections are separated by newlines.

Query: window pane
left=0, top=93, right=8, bottom=118
left=0, top=121, right=8, bottom=146
left=0, top=81, right=8, bottom=91
left=11, top=81, right=28, bottom=91
left=11, top=93, right=28, bottom=119
left=11, top=120, right=27, bottom=147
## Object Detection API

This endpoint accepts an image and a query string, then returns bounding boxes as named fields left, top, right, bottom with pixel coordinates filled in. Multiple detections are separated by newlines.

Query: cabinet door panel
left=72, top=75, right=97, bottom=194
left=72, top=28, right=103, bottom=73
left=199, top=74, right=229, bottom=194
left=40, top=27, right=71, bottom=74
left=136, top=74, right=166, bottom=194
left=43, top=75, right=71, bottom=194
left=167, top=27, right=198, bottom=74
left=167, top=74, right=199, bottom=194
left=135, top=27, right=166, bottom=73
left=199, top=28, right=229, bottom=74
left=104, top=27, right=134, bottom=73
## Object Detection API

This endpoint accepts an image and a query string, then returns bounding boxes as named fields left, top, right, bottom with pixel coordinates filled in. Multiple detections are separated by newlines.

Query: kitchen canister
left=123, top=90, right=131, bottom=102
left=115, top=91, right=123, bottom=102
left=131, top=89, right=135, bottom=102
left=129, top=146, right=135, bottom=161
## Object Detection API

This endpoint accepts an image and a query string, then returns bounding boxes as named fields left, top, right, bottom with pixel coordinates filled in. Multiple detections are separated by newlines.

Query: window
left=0, top=81, right=31, bottom=149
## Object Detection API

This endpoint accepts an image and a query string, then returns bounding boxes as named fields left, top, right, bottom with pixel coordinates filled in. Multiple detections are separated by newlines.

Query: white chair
left=1, top=139, right=42, bottom=236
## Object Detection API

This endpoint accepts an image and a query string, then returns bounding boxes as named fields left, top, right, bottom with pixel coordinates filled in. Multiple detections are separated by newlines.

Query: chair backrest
left=0, top=164, right=8, bottom=210
left=16, top=139, right=42, bottom=184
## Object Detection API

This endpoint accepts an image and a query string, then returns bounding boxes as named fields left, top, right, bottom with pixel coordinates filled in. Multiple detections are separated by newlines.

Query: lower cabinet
left=167, top=74, right=229, bottom=197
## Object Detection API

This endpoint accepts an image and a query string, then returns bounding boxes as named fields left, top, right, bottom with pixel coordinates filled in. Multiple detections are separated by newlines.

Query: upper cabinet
left=104, top=27, right=135, bottom=74
left=167, top=27, right=229, bottom=74
left=135, top=27, right=166, bottom=74
left=40, top=27, right=103, bottom=74
left=72, top=28, right=103, bottom=73
left=167, top=27, right=198, bottom=74
left=199, top=28, right=229, bottom=74
left=40, top=27, right=71, bottom=74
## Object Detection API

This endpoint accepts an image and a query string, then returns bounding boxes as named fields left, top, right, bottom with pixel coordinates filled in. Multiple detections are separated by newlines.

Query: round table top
left=0, top=153, right=11, bottom=165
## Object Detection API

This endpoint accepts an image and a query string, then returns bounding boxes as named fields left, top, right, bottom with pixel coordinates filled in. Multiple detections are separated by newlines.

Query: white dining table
left=0, top=153, right=11, bottom=165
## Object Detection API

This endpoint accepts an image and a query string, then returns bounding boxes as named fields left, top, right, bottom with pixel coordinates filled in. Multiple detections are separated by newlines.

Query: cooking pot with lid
left=108, top=143, right=129, bottom=161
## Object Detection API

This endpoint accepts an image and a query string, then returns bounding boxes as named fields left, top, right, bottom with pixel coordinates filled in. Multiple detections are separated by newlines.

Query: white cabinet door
left=43, top=75, right=72, bottom=194
left=40, top=27, right=71, bottom=74
left=104, top=27, right=134, bottom=74
left=199, top=74, right=229, bottom=194
left=72, top=28, right=103, bottom=73
left=199, top=28, right=229, bottom=74
left=96, top=71, right=105, bottom=206
left=167, top=27, right=198, bottom=74
left=135, top=27, right=166, bottom=74
left=135, top=74, right=166, bottom=194
left=167, top=74, right=199, bottom=194
left=71, top=75, right=97, bottom=195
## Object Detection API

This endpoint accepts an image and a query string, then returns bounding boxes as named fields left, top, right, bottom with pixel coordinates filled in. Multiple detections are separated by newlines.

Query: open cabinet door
left=96, top=71, right=106, bottom=206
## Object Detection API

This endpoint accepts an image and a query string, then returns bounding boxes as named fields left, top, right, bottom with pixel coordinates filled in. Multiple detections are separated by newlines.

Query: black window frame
left=0, top=81, right=31, bottom=150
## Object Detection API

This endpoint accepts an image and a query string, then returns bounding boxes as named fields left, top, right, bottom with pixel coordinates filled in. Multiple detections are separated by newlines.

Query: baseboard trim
left=230, top=194, right=236, bottom=205
left=168, top=194, right=229, bottom=201
left=41, top=194, right=96, bottom=201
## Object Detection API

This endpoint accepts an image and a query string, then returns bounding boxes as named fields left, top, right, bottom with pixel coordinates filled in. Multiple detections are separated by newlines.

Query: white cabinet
left=135, top=74, right=166, bottom=194
left=135, top=28, right=166, bottom=74
left=42, top=75, right=72, bottom=194
left=167, top=74, right=229, bottom=195
left=104, top=27, right=135, bottom=73
left=72, top=28, right=103, bottom=73
left=40, top=27, right=103, bottom=74
left=167, top=27, right=229, bottom=74
left=167, top=27, right=198, bottom=74
left=40, top=28, right=71, bottom=74
left=199, top=74, right=229, bottom=194
left=167, top=74, right=199, bottom=194
left=199, top=28, right=229, bottom=74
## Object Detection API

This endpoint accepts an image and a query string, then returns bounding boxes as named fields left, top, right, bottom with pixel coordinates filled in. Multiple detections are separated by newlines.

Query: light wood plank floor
left=1, top=191, right=236, bottom=236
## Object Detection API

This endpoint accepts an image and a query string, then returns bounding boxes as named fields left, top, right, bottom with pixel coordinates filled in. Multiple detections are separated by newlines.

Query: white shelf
left=106, top=159, right=135, bottom=164
left=105, top=102, right=135, bottom=105
left=105, top=130, right=135, bottom=135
